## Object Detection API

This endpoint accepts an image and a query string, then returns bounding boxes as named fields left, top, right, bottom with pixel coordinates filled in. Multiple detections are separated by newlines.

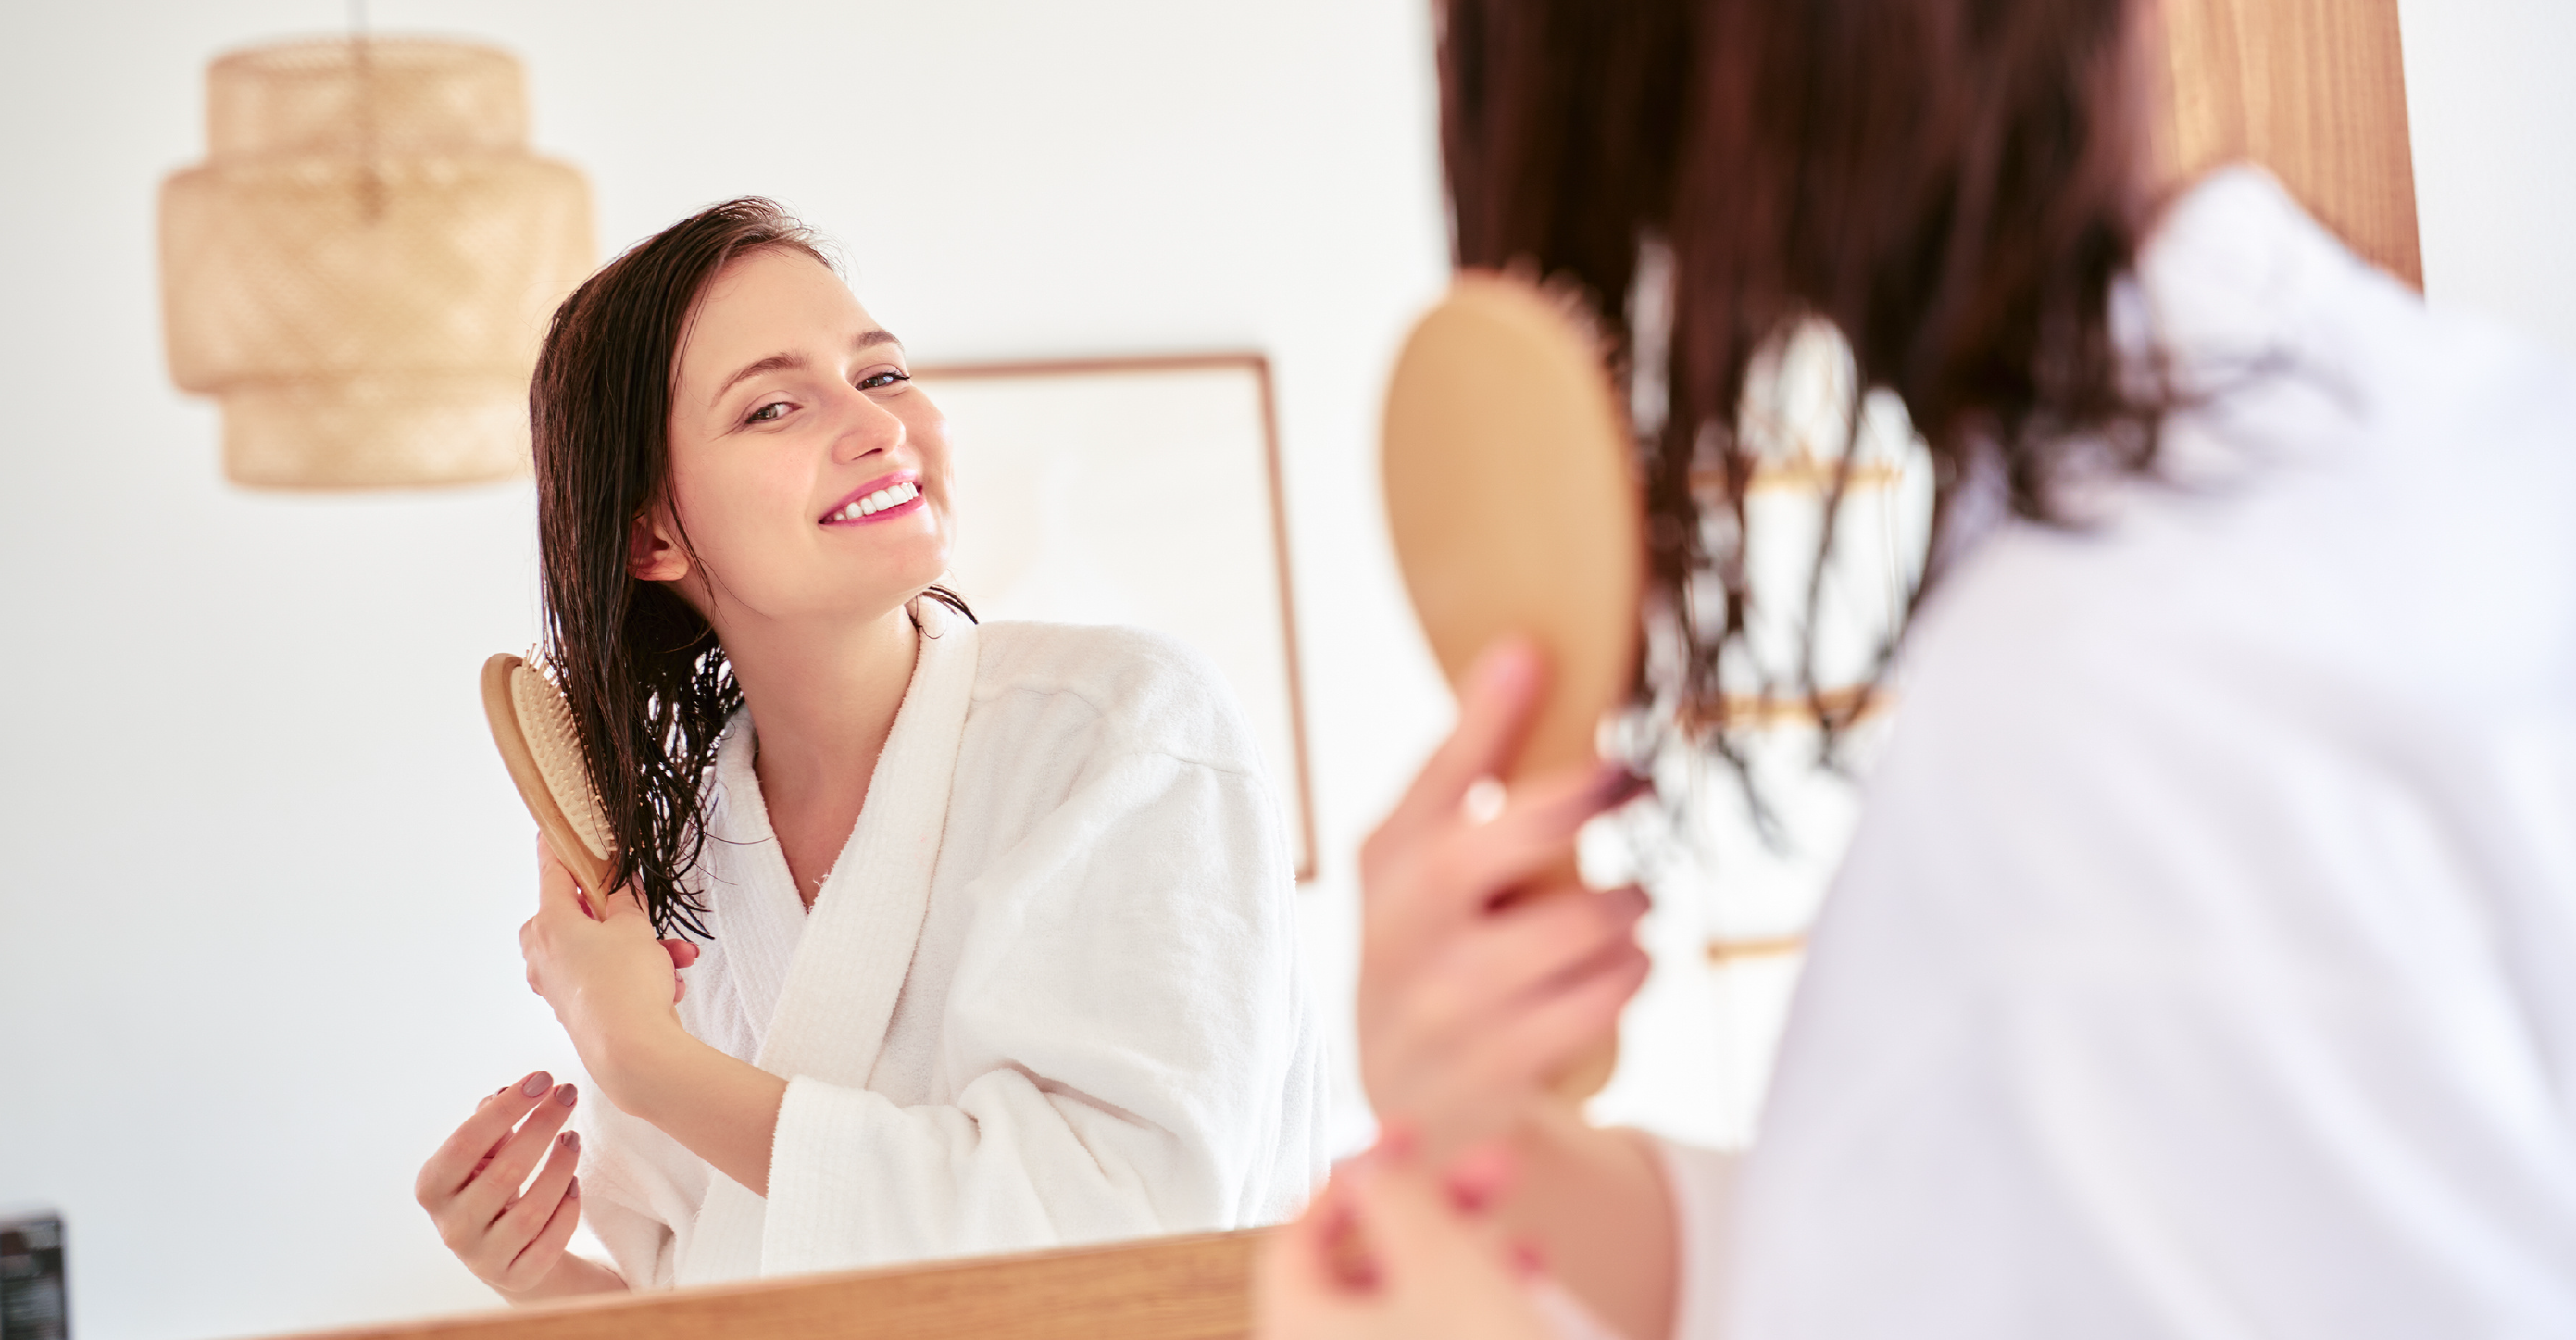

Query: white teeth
left=826, top=482, right=917, bottom=523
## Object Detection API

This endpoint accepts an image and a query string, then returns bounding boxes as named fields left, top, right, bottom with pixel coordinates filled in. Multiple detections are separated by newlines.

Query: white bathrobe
left=1663, top=169, right=2576, bottom=1336
left=573, top=607, right=1329, bottom=1286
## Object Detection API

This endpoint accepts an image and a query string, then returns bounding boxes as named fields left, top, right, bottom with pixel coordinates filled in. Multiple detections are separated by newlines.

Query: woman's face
left=644, top=246, right=953, bottom=632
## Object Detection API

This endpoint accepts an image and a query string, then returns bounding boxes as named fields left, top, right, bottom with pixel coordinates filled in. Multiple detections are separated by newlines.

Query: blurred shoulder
left=966, top=620, right=1262, bottom=773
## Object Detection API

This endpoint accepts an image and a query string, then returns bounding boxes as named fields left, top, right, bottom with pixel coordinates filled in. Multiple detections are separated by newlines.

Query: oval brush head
left=1382, top=270, right=1644, bottom=1100
left=481, top=652, right=617, bottom=904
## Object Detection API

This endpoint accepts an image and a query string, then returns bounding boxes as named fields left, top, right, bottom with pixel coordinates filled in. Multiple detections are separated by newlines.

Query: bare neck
left=720, top=602, right=919, bottom=905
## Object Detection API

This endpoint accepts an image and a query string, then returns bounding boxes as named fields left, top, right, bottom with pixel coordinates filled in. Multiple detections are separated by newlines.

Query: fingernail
left=519, top=1071, right=551, bottom=1098
left=558, top=1129, right=580, bottom=1150
left=556, top=1083, right=578, bottom=1108
left=568, top=1176, right=581, bottom=1199
left=1592, top=766, right=1653, bottom=808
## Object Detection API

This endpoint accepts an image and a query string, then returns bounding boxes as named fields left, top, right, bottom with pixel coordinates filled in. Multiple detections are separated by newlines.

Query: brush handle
left=480, top=654, right=619, bottom=910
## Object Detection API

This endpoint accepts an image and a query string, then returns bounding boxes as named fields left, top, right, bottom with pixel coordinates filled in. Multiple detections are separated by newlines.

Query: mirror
left=6, top=6, right=1440, bottom=1337
left=0, top=0, right=2487, bottom=1335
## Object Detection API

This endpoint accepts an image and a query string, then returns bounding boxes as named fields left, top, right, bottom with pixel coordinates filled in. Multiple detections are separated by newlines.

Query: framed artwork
left=915, top=354, right=1318, bottom=880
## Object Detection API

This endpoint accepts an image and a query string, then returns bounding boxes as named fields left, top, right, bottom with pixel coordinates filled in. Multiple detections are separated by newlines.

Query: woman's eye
left=858, top=370, right=911, bottom=392
left=746, top=401, right=790, bottom=423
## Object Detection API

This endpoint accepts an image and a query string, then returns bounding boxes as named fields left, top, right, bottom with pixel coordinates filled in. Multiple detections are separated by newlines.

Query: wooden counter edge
left=257, top=1228, right=1273, bottom=1340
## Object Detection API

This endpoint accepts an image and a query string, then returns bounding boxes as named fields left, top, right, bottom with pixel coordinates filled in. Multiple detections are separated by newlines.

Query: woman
left=412, top=199, right=1327, bottom=1298
left=1266, top=0, right=2576, bottom=1335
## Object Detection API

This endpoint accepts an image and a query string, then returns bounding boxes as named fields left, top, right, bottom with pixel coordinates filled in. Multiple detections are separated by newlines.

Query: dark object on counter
left=0, top=1212, right=66, bottom=1340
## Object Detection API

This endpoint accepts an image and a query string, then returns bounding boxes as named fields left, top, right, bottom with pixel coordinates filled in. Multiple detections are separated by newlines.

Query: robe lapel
left=702, top=724, right=808, bottom=1042
left=755, top=604, right=981, bottom=1085
left=682, top=603, right=982, bottom=1284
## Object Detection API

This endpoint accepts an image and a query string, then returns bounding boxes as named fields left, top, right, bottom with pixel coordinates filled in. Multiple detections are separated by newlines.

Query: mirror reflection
left=431, top=205, right=1329, bottom=1298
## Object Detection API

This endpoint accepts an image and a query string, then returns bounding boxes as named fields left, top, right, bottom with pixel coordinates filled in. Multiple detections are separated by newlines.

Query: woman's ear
left=628, top=507, right=692, bottom=582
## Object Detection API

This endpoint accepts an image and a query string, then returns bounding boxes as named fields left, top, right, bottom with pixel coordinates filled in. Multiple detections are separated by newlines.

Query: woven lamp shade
left=159, top=38, right=594, bottom=488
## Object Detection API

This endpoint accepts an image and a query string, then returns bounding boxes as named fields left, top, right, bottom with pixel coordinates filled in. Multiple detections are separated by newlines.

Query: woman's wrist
left=1495, top=1108, right=1680, bottom=1340
left=497, top=1249, right=627, bottom=1303
left=601, top=1031, right=789, bottom=1196
left=586, top=1016, right=702, bottom=1123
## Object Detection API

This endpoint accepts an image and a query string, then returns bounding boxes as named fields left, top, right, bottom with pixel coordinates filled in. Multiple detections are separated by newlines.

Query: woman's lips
left=819, top=477, right=924, bottom=526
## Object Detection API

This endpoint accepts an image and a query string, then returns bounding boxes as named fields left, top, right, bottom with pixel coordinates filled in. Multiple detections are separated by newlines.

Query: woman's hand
left=414, top=1073, right=624, bottom=1300
left=519, top=839, right=697, bottom=1101
left=521, top=835, right=791, bottom=1196
left=1257, top=1134, right=1557, bottom=1340
left=1357, top=640, right=1653, bottom=1160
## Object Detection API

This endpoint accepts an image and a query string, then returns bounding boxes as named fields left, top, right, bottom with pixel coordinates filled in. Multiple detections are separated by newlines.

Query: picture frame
left=914, top=354, right=1318, bottom=880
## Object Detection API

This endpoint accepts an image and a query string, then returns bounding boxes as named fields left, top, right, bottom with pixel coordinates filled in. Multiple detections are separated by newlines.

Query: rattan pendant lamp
left=158, top=19, right=594, bottom=488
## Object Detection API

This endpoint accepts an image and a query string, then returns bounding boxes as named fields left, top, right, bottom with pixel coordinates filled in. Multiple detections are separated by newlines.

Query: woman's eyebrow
left=710, top=331, right=903, bottom=404
left=714, top=352, right=807, bottom=401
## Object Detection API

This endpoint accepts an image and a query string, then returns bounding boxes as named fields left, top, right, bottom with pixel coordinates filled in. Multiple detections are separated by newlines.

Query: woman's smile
left=818, top=472, right=926, bottom=527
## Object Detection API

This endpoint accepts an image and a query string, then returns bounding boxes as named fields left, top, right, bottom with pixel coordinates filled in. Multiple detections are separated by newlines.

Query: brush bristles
left=510, top=660, right=614, bottom=863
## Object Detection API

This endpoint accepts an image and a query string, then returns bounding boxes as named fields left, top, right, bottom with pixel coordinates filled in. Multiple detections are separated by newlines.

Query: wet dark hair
left=527, top=197, right=970, bottom=938
left=1439, top=0, right=2159, bottom=745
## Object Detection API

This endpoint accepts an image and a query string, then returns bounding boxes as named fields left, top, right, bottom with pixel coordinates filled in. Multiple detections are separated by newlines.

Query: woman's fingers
left=416, top=1073, right=554, bottom=1207
left=597, top=882, right=652, bottom=928
left=662, top=938, right=699, bottom=1004
left=1365, top=890, right=1645, bottom=1139
left=503, top=1175, right=584, bottom=1291
left=1267, top=1169, right=1362, bottom=1297
left=1398, top=887, right=1647, bottom=1055
left=1366, top=762, right=1642, bottom=975
left=1429, top=769, right=1648, bottom=906
left=1421, top=939, right=1650, bottom=1121
left=1442, top=1138, right=1519, bottom=1215
left=1373, top=640, right=1546, bottom=845
left=487, top=1127, right=581, bottom=1263
left=1337, top=1146, right=1557, bottom=1339
left=451, top=1083, right=580, bottom=1229
left=535, top=835, right=586, bottom=917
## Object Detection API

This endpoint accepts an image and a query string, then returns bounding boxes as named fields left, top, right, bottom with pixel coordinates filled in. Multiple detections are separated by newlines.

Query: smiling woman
left=409, top=199, right=1329, bottom=1301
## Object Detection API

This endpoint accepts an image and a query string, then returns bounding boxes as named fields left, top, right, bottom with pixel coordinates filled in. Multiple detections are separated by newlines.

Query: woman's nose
left=832, top=382, right=906, bottom=461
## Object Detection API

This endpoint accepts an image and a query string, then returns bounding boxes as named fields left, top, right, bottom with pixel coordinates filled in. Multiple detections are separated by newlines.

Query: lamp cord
left=350, top=0, right=383, bottom=221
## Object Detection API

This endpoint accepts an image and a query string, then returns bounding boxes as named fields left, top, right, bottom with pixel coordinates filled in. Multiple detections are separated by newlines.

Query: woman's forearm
left=1499, top=1108, right=1681, bottom=1340
left=603, top=1027, right=790, bottom=1197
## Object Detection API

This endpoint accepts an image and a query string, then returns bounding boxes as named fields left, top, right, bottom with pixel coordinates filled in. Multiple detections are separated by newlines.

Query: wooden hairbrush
left=481, top=653, right=617, bottom=906
left=1382, top=271, right=1645, bottom=1100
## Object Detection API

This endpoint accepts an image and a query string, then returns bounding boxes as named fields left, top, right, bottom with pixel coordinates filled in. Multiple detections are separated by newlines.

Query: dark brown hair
left=528, top=198, right=969, bottom=938
left=1440, top=0, right=2158, bottom=744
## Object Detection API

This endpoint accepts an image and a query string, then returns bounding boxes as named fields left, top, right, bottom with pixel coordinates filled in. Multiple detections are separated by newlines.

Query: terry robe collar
left=681, top=604, right=982, bottom=1283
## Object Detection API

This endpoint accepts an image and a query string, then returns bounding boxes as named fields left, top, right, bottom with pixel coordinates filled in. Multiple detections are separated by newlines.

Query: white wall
left=2400, top=0, right=2576, bottom=357
left=2, top=4, right=2569, bottom=1339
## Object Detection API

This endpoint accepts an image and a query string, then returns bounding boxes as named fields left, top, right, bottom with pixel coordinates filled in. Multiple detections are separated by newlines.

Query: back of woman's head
left=528, top=198, right=827, bottom=937
left=1440, top=0, right=2157, bottom=734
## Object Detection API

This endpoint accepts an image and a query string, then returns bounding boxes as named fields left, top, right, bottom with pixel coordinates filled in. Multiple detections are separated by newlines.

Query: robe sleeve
left=569, top=1087, right=699, bottom=1288
left=757, top=745, right=1323, bottom=1275
left=1656, top=1139, right=1739, bottom=1340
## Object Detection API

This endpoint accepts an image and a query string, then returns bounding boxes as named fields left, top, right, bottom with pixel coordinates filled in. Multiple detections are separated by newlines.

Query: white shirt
left=1670, top=168, right=2576, bottom=1337
left=577, top=610, right=1329, bottom=1285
